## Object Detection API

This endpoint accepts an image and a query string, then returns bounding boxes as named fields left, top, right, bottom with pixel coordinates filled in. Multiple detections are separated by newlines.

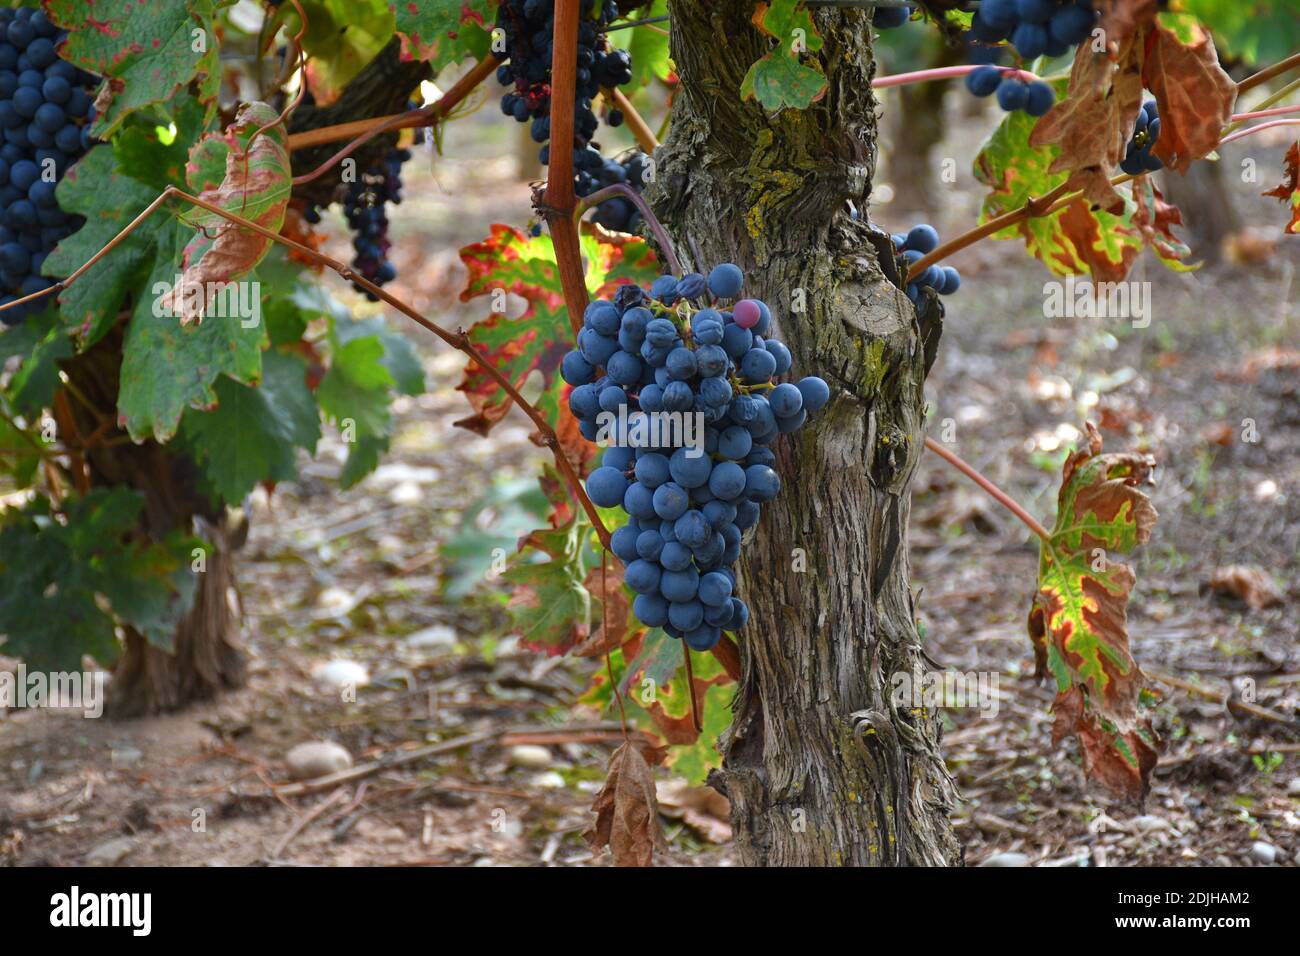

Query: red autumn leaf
left=1263, top=141, right=1300, bottom=235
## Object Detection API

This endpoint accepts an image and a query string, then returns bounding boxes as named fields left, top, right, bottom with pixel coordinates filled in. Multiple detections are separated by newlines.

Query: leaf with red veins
left=161, top=103, right=291, bottom=325
left=1029, top=422, right=1163, bottom=801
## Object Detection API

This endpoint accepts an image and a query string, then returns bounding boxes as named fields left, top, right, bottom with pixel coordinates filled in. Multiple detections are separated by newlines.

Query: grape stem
left=683, top=642, right=702, bottom=734
left=577, top=184, right=683, bottom=276
left=0, top=186, right=613, bottom=550
left=286, top=53, right=500, bottom=180
left=1236, top=50, right=1300, bottom=95
left=872, top=64, right=1043, bottom=89
left=923, top=437, right=1051, bottom=543
left=543, top=0, right=590, bottom=338
left=1230, top=104, right=1300, bottom=123
left=1217, top=118, right=1300, bottom=147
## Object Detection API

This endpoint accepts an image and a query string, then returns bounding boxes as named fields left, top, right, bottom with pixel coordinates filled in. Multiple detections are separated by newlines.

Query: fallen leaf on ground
left=1202, top=567, right=1285, bottom=609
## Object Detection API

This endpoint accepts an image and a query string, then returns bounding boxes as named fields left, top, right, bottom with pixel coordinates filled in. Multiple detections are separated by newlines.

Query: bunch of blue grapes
left=561, top=264, right=831, bottom=651
left=0, top=7, right=99, bottom=327
left=303, top=147, right=411, bottom=300
left=873, top=4, right=913, bottom=29
left=1120, top=99, right=1163, bottom=175
left=891, top=224, right=960, bottom=305
left=970, top=0, right=1097, bottom=60
left=496, top=0, right=633, bottom=186
left=964, top=65, right=1056, bottom=117
left=584, top=149, right=648, bottom=233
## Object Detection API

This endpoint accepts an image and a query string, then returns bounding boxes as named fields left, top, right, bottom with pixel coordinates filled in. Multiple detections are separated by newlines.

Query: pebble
left=86, top=837, right=135, bottom=867
left=405, top=624, right=458, bottom=650
left=1250, top=841, right=1277, bottom=865
left=286, top=741, right=353, bottom=780
left=1287, top=777, right=1300, bottom=796
left=111, top=746, right=143, bottom=768
left=508, top=745, right=553, bottom=770
left=531, top=771, right=567, bottom=789
left=979, top=852, right=1030, bottom=867
left=1130, top=815, right=1169, bottom=833
left=312, top=659, right=369, bottom=690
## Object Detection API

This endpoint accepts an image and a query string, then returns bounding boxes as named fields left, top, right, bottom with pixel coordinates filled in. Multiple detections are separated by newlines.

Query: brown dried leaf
left=1031, top=34, right=1145, bottom=213
left=1142, top=19, right=1237, bottom=173
left=1093, top=0, right=1159, bottom=50
left=584, top=741, right=664, bottom=866
left=1204, top=566, right=1285, bottom=610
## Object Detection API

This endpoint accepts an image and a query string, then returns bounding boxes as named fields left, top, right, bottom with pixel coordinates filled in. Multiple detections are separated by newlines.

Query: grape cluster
left=584, top=149, right=649, bottom=234
left=561, top=264, right=831, bottom=651
left=891, top=224, right=960, bottom=305
left=873, top=4, right=913, bottom=29
left=971, top=0, right=1097, bottom=60
left=0, top=7, right=99, bottom=327
left=965, top=65, right=1055, bottom=117
left=305, top=147, right=412, bottom=300
left=496, top=0, right=633, bottom=184
left=1120, top=99, right=1163, bottom=175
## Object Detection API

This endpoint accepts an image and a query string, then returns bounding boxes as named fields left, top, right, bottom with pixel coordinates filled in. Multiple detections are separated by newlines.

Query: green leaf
left=391, top=0, right=494, bottom=69
left=740, top=47, right=827, bottom=111
left=176, top=350, right=320, bottom=504
left=46, top=145, right=179, bottom=346
left=0, top=489, right=199, bottom=670
left=440, top=478, right=552, bottom=599
left=47, top=0, right=230, bottom=139
left=1180, top=0, right=1300, bottom=65
left=292, top=0, right=396, bottom=103
left=502, top=513, right=592, bottom=657
left=317, top=333, right=394, bottom=438
left=340, top=434, right=389, bottom=490
left=1, top=309, right=69, bottom=417
left=1030, top=425, right=1161, bottom=799
left=625, top=0, right=673, bottom=88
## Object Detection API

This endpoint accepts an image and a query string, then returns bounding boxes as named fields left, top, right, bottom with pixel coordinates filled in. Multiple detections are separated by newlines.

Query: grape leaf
left=161, top=103, right=292, bottom=324
left=47, top=0, right=230, bottom=139
left=46, top=145, right=178, bottom=346
left=390, top=0, right=493, bottom=69
left=293, top=0, right=396, bottom=105
left=583, top=630, right=735, bottom=784
left=455, top=225, right=657, bottom=446
left=1029, top=423, right=1162, bottom=800
left=625, top=0, right=672, bottom=88
left=175, top=350, right=321, bottom=505
left=1131, top=177, right=1195, bottom=268
left=1181, top=0, right=1300, bottom=67
left=0, top=309, right=70, bottom=417
left=503, top=511, right=592, bottom=657
left=1142, top=13, right=1237, bottom=173
left=584, top=740, right=664, bottom=867
left=1263, top=141, right=1300, bottom=235
left=1094, top=0, right=1159, bottom=48
left=0, top=489, right=198, bottom=670
left=1030, top=33, right=1145, bottom=213
left=740, top=47, right=827, bottom=112
left=975, top=96, right=1192, bottom=280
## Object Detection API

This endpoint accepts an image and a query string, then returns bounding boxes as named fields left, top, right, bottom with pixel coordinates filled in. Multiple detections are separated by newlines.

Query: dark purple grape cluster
left=584, top=149, right=649, bottom=234
left=891, top=224, right=960, bottom=306
left=873, top=4, right=913, bottom=29
left=965, top=65, right=1056, bottom=117
left=561, top=264, right=831, bottom=651
left=496, top=0, right=633, bottom=189
left=970, top=0, right=1097, bottom=60
left=1120, top=99, right=1163, bottom=175
left=0, top=6, right=99, bottom=327
left=305, top=147, right=411, bottom=300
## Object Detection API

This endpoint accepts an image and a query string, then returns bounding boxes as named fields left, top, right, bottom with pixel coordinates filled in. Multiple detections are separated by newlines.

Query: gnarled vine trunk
left=650, top=2, right=959, bottom=866
left=57, top=327, right=246, bottom=717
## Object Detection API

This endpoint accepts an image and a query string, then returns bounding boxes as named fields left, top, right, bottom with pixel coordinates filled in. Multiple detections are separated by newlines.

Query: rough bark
left=649, top=2, right=959, bottom=866
left=57, top=326, right=247, bottom=717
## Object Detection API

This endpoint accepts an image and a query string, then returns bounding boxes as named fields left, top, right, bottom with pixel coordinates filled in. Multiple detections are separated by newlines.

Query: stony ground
left=1, top=88, right=1297, bottom=868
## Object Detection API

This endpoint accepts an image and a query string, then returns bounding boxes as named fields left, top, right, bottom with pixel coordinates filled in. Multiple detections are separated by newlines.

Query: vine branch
left=0, top=187, right=612, bottom=550
left=922, top=437, right=1051, bottom=543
